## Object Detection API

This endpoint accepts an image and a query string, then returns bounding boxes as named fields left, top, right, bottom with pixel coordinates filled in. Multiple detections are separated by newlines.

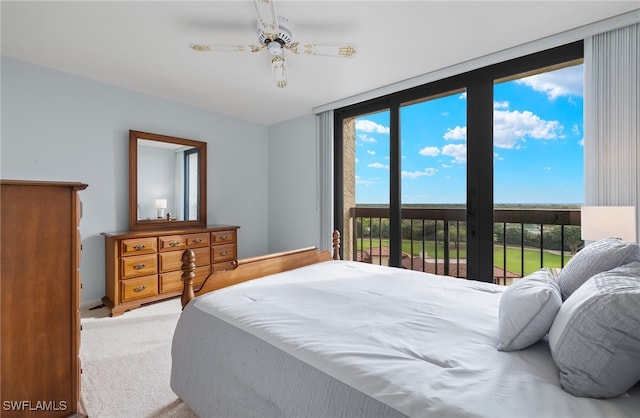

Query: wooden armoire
left=1, top=180, right=88, bottom=417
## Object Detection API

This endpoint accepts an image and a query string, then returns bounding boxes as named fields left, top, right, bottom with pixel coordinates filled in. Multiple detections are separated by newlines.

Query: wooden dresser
left=102, top=225, right=239, bottom=316
left=1, top=180, right=88, bottom=417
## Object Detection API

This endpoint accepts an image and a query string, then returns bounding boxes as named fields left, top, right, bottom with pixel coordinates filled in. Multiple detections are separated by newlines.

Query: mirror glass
left=129, top=130, right=207, bottom=231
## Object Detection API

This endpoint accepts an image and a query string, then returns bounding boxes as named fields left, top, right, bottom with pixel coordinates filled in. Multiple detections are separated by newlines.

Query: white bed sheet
left=171, top=260, right=640, bottom=417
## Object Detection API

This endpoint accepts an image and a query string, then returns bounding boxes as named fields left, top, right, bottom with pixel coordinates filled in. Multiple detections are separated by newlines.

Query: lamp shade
left=581, top=206, right=637, bottom=243
left=155, top=199, right=167, bottom=209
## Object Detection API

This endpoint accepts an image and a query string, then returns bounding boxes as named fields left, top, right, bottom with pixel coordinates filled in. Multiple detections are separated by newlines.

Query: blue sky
left=355, top=64, right=585, bottom=205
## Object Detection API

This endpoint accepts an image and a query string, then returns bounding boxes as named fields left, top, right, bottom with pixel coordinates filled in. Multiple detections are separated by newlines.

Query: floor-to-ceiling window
left=493, top=63, right=584, bottom=284
left=335, top=41, right=583, bottom=283
left=399, top=90, right=468, bottom=274
left=340, top=109, right=391, bottom=263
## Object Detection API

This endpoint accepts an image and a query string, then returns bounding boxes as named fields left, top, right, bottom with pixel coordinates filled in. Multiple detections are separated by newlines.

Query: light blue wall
left=268, top=114, right=321, bottom=252
left=1, top=57, right=273, bottom=302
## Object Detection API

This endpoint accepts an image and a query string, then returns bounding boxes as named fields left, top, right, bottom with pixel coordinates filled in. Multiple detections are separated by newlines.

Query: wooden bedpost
left=332, top=230, right=341, bottom=260
left=181, top=249, right=196, bottom=309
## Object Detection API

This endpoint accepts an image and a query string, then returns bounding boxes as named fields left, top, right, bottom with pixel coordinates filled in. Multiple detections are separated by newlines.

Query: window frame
left=334, top=41, right=584, bottom=280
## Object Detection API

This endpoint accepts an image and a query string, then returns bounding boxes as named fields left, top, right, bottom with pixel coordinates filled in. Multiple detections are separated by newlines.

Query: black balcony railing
left=351, top=206, right=582, bottom=285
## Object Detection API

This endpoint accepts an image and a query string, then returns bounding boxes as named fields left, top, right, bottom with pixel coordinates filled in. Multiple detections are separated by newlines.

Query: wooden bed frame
left=180, top=231, right=341, bottom=308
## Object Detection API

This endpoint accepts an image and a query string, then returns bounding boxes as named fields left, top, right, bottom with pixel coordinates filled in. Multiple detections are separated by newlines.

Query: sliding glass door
left=493, top=63, right=584, bottom=284
left=335, top=42, right=583, bottom=283
left=338, top=109, right=391, bottom=264
left=399, top=90, right=468, bottom=275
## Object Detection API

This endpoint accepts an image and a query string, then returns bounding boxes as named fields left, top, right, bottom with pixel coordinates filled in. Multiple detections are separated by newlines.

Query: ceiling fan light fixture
left=267, top=41, right=283, bottom=55
left=271, top=54, right=288, bottom=88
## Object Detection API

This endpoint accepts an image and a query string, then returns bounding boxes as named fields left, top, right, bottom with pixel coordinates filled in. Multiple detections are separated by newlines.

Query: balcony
left=350, top=205, right=582, bottom=285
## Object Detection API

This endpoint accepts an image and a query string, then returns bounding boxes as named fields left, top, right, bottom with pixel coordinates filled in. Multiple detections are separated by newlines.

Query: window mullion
left=389, top=101, right=402, bottom=267
left=466, top=73, right=495, bottom=282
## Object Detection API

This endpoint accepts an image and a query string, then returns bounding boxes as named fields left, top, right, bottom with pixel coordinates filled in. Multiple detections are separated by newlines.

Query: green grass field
left=356, top=239, right=571, bottom=276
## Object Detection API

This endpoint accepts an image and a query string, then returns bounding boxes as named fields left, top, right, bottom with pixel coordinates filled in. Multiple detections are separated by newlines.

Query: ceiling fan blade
left=191, top=43, right=265, bottom=53
left=271, top=53, right=288, bottom=88
left=253, top=0, right=279, bottom=40
left=287, top=42, right=357, bottom=58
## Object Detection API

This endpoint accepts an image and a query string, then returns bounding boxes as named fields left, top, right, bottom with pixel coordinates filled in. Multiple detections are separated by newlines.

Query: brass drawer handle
left=219, top=235, right=228, bottom=241
left=169, top=240, right=180, bottom=247
left=192, top=238, right=202, bottom=244
left=133, top=263, right=146, bottom=270
left=219, top=251, right=228, bottom=256
left=133, top=285, right=147, bottom=292
left=133, top=244, right=146, bottom=250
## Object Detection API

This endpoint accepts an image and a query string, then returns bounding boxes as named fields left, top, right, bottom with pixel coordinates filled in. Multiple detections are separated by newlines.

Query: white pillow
left=557, top=237, right=640, bottom=300
left=497, top=268, right=562, bottom=352
left=549, top=262, right=640, bottom=398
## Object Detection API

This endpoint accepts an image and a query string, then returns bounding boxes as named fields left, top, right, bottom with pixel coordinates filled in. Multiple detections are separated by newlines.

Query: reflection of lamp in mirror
left=155, top=199, right=167, bottom=219
left=581, top=206, right=637, bottom=243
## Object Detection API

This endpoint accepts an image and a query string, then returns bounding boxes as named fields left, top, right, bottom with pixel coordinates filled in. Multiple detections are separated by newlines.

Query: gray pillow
left=549, top=262, right=640, bottom=398
left=557, top=237, right=640, bottom=300
left=497, top=268, right=562, bottom=351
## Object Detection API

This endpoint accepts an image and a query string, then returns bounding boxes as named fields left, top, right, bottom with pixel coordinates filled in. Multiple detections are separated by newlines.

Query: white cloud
left=442, top=143, right=467, bottom=164
left=572, top=123, right=581, bottom=136
left=367, top=149, right=375, bottom=155
left=356, top=119, right=390, bottom=134
left=402, top=167, right=438, bottom=178
left=443, top=126, right=467, bottom=141
left=355, top=175, right=374, bottom=187
left=357, top=133, right=376, bottom=143
left=459, top=92, right=467, bottom=100
left=368, top=162, right=388, bottom=169
left=419, top=146, right=440, bottom=157
left=516, top=65, right=583, bottom=100
left=494, top=109, right=562, bottom=149
left=438, top=105, right=562, bottom=151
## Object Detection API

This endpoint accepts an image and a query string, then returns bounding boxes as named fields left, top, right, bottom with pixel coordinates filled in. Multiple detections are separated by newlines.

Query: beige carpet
left=80, top=298, right=198, bottom=418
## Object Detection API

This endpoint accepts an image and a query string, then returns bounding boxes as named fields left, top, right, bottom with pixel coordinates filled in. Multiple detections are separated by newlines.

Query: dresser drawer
left=211, top=230, right=236, bottom=245
left=159, top=265, right=210, bottom=293
left=121, top=275, right=158, bottom=302
left=102, top=225, right=239, bottom=316
left=212, top=243, right=236, bottom=263
left=186, top=232, right=210, bottom=247
left=121, top=237, right=157, bottom=256
left=121, top=254, right=158, bottom=278
left=159, top=246, right=210, bottom=272
left=159, top=235, right=188, bottom=251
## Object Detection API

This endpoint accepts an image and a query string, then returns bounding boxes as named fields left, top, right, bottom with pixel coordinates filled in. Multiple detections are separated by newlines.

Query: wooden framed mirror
left=129, top=130, right=207, bottom=231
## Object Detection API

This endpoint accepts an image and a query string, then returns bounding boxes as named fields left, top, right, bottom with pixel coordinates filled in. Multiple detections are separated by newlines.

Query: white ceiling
left=2, top=1, right=639, bottom=125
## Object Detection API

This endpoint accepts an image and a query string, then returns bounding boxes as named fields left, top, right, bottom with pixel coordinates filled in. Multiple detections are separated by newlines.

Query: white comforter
left=174, top=260, right=640, bottom=417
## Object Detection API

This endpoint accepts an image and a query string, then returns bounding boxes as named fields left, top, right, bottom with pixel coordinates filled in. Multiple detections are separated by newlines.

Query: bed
left=171, top=233, right=640, bottom=417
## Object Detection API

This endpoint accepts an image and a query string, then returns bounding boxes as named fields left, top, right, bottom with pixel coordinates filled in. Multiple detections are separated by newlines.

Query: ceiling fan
left=190, top=0, right=356, bottom=88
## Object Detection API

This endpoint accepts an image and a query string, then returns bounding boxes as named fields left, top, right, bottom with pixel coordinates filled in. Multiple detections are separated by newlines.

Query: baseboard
left=80, top=298, right=103, bottom=310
